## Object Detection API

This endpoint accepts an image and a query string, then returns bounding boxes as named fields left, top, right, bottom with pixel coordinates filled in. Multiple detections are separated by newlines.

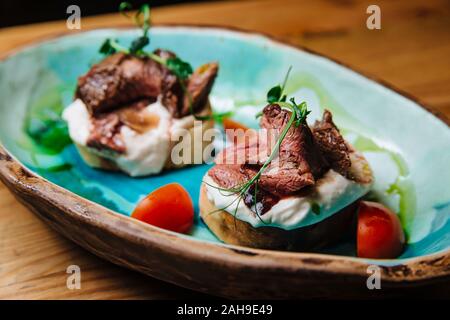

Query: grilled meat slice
left=312, top=109, right=351, bottom=177
left=258, top=104, right=329, bottom=195
left=76, top=50, right=218, bottom=118
left=76, top=53, right=163, bottom=115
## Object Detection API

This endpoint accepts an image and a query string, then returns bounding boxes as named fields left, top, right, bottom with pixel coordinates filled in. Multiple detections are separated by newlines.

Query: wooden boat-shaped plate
left=0, top=26, right=449, bottom=298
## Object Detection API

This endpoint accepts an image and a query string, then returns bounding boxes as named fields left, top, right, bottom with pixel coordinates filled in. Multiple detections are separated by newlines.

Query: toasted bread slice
left=200, top=184, right=358, bottom=251
left=199, top=151, right=373, bottom=251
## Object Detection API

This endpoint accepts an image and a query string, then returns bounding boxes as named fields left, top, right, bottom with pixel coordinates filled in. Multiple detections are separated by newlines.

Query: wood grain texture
left=0, top=176, right=209, bottom=300
left=1, top=145, right=449, bottom=300
left=0, top=0, right=450, bottom=299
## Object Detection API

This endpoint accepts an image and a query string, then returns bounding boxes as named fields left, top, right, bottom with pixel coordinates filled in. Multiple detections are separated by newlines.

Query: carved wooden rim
left=0, top=25, right=449, bottom=289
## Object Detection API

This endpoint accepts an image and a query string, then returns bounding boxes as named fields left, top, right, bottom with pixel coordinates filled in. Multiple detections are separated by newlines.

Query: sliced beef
left=161, top=62, right=219, bottom=118
left=208, top=104, right=331, bottom=215
left=76, top=50, right=218, bottom=119
left=209, top=164, right=248, bottom=189
left=258, top=104, right=328, bottom=196
left=76, top=53, right=163, bottom=115
left=87, top=112, right=125, bottom=153
left=312, top=110, right=351, bottom=177
left=86, top=99, right=152, bottom=153
left=208, top=163, right=280, bottom=216
left=183, top=63, right=219, bottom=115
left=214, top=135, right=268, bottom=166
left=160, top=70, right=184, bottom=118
left=208, top=106, right=357, bottom=216
left=76, top=50, right=218, bottom=154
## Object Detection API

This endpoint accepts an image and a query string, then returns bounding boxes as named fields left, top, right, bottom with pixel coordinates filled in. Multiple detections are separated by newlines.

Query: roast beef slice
left=312, top=109, right=351, bottom=177
left=76, top=50, right=218, bottom=119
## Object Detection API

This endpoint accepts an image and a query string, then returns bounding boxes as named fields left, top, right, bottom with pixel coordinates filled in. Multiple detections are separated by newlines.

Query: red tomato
left=132, top=183, right=194, bottom=234
left=357, top=201, right=405, bottom=259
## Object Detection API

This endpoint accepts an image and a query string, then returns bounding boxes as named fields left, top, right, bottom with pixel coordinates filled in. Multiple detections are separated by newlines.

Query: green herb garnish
left=100, top=2, right=193, bottom=78
left=44, top=163, right=73, bottom=173
left=100, top=2, right=192, bottom=78
left=166, top=57, right=194, bottom=80
left=129, top=36, right=150, bottom=55
left=266, top=66, right=291, bottom=103
left=128, top=3, right=151, bottom=54
left=99, top=39, right=118, bottom=55
left=206, top=68, right=310, bottom=221
left=27, top=117, right=71, bottom=153
left=98, top=2, right=231, bottom=120
left=311, top=202, right=321, bottom=215
left=267, top=85, right=284, bottom=104
left=25, top=87, right=72, bottom=154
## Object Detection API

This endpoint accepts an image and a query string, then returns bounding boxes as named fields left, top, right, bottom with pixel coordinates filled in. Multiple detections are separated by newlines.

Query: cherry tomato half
left=132, top=183, right=194, bottom=234
left=357, top=201, right=405, bottom=259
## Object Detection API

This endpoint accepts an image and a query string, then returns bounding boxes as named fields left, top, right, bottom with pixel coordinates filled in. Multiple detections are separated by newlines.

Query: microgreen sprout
left=98, top=2, right=230, bottom=121
left=100, top=2, right=192, bottom=78
left=206, top=67, right=311, bottom=222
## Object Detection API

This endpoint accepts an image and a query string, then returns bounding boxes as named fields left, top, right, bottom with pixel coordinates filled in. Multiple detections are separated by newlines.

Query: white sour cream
left=204, top=169, right=371, bottom=230
left=63, top=99, right=172, bottom=177
left=62, top=99, right=91, bottom=146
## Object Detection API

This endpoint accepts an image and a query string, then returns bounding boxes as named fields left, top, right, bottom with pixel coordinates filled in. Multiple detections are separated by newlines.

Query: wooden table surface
left=0, top=0, right=449, bottom=299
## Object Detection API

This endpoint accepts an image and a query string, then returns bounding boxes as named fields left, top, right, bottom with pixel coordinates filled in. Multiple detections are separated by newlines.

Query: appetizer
left=200, top=85, right=374, bottom=251
left=132, top=183, right=194, bottom=234
left=63, top=3, right=218, bottom=176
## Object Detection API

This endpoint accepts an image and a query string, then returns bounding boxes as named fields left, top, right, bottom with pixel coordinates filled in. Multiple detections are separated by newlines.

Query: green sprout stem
left=100, top=3, right=228, bottom=122
left=205, top=100, right=303, bottom=223
left=204, top=67, right=310, bottom=221
left=109, top=40, right=130, bottom=54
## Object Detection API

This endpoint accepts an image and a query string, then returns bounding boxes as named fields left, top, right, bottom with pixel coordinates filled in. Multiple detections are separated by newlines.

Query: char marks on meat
left=76, top=53, right=162, bottom=115
left=183, top=63, right=219, bottom=116
left=76, top=49, right=218, bottom=153
left=76, top=50, right=218, bottom=118
left=86, top=99, right=152, bottom=153
left=258, top=105, right=329, bottom=195
left=312, top=110, right=351, bottom=177
left=209, top=164, right=248, bottom=189
left=161, top=61, right=219, bottom=118
left=208, top=105, right=356, bottom=215
left=87, top=112, right=125, bottom=153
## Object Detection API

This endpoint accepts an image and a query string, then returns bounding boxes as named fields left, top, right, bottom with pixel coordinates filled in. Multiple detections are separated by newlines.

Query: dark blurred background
left=0, top=0, right=211, bottom=28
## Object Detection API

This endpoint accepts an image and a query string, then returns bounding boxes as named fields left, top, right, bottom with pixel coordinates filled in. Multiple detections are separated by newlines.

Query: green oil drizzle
left=285, top=73, right=377, bottom=136
left=44, top=163, right=73, bottom=172
left=354, top=135, right=416, bottom=240
left=24, top=85, right=72, bottom=154
left=18, top=84, right=121, bottom=209
left=18, top=82, right=74, bottom=173
left=285, top=73, right=417, bottom=240
left=225, top=73, right=417, bottom=239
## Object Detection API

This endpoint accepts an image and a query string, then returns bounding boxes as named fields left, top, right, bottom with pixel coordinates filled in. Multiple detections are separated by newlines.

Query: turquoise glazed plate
left=0, top=26, right=449, bottom=298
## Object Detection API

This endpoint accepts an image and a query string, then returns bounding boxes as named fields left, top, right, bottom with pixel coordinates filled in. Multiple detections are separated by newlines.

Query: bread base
left=200, top=184, right=357, bottom=251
